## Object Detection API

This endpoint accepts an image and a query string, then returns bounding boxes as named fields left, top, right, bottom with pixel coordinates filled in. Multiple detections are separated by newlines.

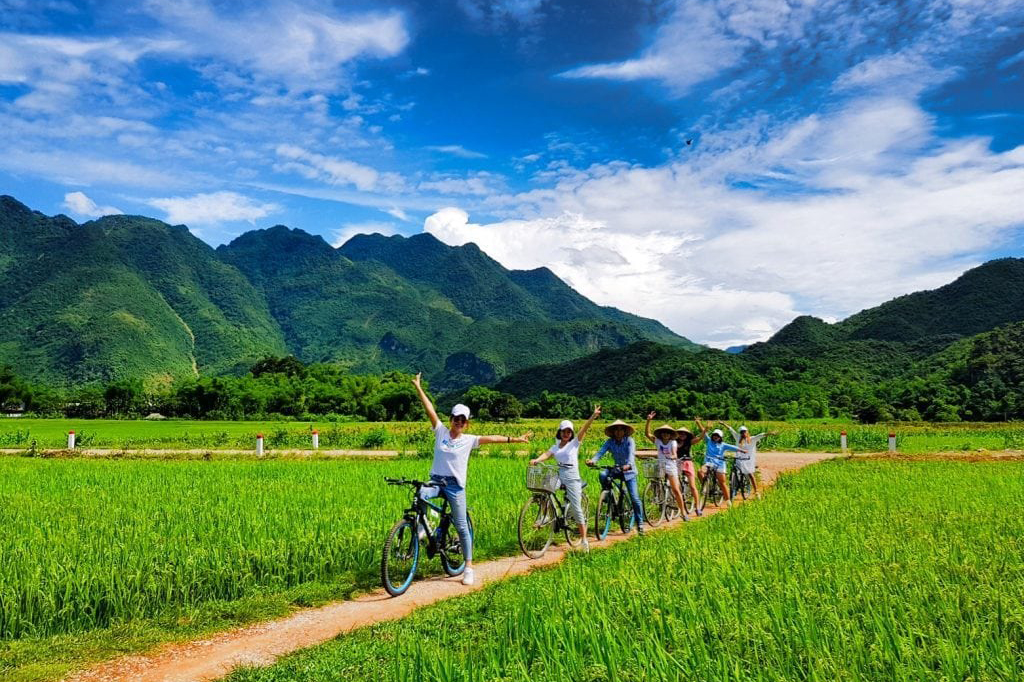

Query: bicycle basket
left=641, top=458, right=663, bottom=479
left=526, top=464, right=561, bottom=493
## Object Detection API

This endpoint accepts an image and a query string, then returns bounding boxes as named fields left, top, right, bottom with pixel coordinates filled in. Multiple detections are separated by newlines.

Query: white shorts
left=737, top=457, right=756, bottom=475
left=702, top=461, right=727, bottom=475
left=660, top=458, right=679, bottom=478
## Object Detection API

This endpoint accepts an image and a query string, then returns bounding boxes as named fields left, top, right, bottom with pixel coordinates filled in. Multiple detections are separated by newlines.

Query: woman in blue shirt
left=586, top=419, right=645, bottom=534
left=695, top=418, right=744, bottom=508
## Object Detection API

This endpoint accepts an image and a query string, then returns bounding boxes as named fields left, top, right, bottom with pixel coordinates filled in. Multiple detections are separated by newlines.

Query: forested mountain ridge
left=0, top=196, right=695, bottom=388
left=493, top=259, right=1024, bottom=422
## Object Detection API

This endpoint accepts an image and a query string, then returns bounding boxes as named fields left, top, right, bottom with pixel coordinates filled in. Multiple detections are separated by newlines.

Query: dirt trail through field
left=62, top=451, right=836, bottom=682
left=0, top=448, right=401, bottom=458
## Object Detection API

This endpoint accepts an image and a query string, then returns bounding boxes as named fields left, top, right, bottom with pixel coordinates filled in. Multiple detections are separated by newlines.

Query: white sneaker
left=582, top=539, right=590, bottom=553
left=461, top=567, right=475, bottom=586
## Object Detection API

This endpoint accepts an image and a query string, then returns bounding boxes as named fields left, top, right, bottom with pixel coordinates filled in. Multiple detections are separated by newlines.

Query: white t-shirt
left=547, top=437, right=581, bottom=478
left=655, top=438, right=677, bottom=464
left=430, top=424, right=480, bottom=488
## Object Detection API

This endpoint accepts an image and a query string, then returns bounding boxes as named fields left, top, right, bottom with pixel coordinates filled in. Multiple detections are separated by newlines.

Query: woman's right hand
left=412, top=372, right=422, bottom=389
left=647, top=411, right=656, bottom=420
left=529, top=457, right=539, bottom=465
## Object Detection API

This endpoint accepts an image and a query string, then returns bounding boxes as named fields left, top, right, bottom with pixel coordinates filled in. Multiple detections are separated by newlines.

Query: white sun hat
left=451, top=404, right=471, bottom=419
left=558, top=420, right=574, bottom=432
left=711, top=429, right=724, bottom=438
left=739, top=425, right=749, bottom=432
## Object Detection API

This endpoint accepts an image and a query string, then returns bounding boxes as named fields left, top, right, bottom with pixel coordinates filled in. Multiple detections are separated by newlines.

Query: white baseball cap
left=739, top=425, right=748, bottom=432
left=711, top=429, right=724, bottom=438
left=451, top=404, right=471, bottom=419
left=558, top=420, right=574, bottom=432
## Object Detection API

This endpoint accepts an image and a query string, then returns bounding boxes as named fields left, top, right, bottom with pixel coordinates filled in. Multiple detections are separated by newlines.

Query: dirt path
left=62, top=451, right=835, bottom=682
left=0, top=448, right=401, bottom=458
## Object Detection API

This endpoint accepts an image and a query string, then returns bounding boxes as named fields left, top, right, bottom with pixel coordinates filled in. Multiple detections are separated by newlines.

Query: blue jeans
left=599, top=469, right=644, bottom=528
left=430, top=475, right=472, bottom=562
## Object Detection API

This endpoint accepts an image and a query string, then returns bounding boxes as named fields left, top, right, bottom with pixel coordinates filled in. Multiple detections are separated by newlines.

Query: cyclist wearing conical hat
left=412, top=373, right=532, bottom=586
left=643, top=412, right=689, bottom=521
left=674, top=419, right=707, bottom=515
left=529, top=405, right=601, bottom=552
left=586, top=418, right=645, bottom=535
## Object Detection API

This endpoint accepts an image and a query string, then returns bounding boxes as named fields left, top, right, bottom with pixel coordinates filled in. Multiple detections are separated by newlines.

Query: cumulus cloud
left=147, top=191, right=280, bottom=225
left=424, top=96, right=1024, bottom=347
left=62, top=191, right=122, bottom=218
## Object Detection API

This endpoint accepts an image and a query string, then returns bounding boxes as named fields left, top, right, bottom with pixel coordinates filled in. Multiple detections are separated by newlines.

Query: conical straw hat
left=603, top=419, right=635, bottom=437
left=653, top=424, right=677, bottom=438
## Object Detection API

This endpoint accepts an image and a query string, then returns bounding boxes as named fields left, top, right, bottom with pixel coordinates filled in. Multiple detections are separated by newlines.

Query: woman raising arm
left=412, top=373, right=532, bottom=585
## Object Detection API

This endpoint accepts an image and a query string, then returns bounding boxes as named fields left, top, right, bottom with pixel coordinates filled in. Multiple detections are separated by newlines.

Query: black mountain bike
left=381, top=477, right=474, bottom=597
left=730, top=456, right=754, bottom=500
left=518, top=464, right=590, bottom=558
left=697, top=458, right=727, bottom=512
left=589, top=464, right=638, bottom=539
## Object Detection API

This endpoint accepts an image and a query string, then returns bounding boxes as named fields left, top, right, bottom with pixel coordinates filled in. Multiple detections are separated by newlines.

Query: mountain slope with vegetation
left=492, top=260, right=1024, bottom=422
left=0, top=196, right=695, bottom=389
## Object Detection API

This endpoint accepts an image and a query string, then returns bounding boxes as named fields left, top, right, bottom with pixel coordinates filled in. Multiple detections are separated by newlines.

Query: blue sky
left=1, top=0, right=1023, bottom=347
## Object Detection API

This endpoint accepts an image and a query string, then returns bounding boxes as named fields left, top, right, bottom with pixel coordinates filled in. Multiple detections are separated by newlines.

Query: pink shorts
left=680, top=460, right=695, bottom=479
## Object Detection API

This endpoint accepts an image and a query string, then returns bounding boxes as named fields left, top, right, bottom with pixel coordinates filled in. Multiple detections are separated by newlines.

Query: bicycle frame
left=593, top=465, right=635, bottom=536
left=394, top=479, right=454, bottom=560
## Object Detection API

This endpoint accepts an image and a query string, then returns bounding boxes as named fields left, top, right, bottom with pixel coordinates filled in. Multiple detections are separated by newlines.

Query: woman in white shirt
left=529, top=405, right=601, bottom=552
left=413, top=373, right=532, bottom=585
left=644, top=412, right=690, bottom=521
left=720, top=422, right=776, bottom=499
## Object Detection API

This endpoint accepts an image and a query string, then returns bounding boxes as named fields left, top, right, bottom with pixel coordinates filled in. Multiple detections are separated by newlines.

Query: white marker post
left=312, top=430, right=319, bottom=450
left=256, top=433, right=264, bottom=457
left=840, top=430, right=847, bottom=452
left=67, top=430, right=75, bottom=449
left=888, top=432, right=897, bottom=453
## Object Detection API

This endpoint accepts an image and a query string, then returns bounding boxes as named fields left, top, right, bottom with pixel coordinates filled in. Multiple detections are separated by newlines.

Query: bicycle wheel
left=699, top=472, right=720, bottom=512
left=642, top=482, right=664, bottom=527
left=619, top=488, right=636, bottom=534
left=664, top=481, right=680, bottom=522
left=564, top=493, right=591, bottom=546
left=730, top=469, right=741, bottom=499
left=681, top=476, right=695, bottom=515
left=440, top=511, right=474, bottom=576
left=595, top=489, right=614, bottom=540
left=381, top=517, right=420, bottom=597
left=738, top=473, right=753, bottom=500
left=518, top=494, right=555, bottom=558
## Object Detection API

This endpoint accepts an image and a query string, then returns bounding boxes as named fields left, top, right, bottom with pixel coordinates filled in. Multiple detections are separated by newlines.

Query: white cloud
left=384, top=206, right=411, bottom=221
left=426, top=145, right=488, bottom=159
left=418, top=172, right=504, bottom=196
left=138, top=0, right=408, bottom=90
left=61, top=191, right=122, bottom=218
left=147, top=191, right=280, bottom=225
left=331, top=220, right=400, bottom=247
left=275, top=144, right=402, bottom=192
left=423, top=96, right=1024, bottom=347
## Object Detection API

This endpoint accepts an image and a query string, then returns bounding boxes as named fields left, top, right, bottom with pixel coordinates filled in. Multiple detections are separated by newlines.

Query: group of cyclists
left=410, top=373, right=773, bottom=586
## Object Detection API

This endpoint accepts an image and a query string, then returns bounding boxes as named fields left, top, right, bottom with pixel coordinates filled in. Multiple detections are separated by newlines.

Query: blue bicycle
left=381, top=477, right=474, bottom=597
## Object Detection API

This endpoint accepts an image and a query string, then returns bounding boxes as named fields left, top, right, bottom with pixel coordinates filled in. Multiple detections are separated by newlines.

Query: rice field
left=225, top=459, right=1024, bottom=682
left=1, top=417, right=1023, bottom=454
left=0, top=457, right=565, bottom=642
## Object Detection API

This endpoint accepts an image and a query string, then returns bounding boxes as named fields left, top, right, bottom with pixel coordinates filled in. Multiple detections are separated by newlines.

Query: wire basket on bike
left=526, top=464, right=561, bottom=493
left=640, top=458, right=663, bottom=480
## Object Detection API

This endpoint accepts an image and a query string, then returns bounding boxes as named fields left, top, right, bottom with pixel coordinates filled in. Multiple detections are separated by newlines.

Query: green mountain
left=494, top=259, right=1024, bottom=422
left=0, top=196, right=695, bottom=388
left=340, top=233, right=690, bottom=346
left=224, top=228, right=698, bottom=390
